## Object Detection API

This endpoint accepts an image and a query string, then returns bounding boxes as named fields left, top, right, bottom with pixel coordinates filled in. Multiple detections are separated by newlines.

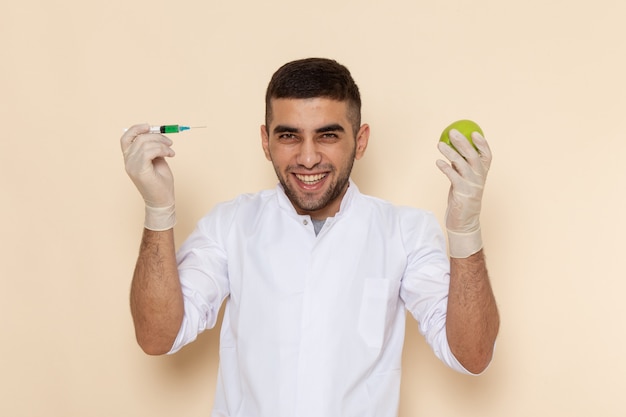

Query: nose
left=296, top=138, right=322, bottom=168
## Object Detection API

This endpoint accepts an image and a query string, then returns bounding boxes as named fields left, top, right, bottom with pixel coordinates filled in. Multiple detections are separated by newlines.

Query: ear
left=354, top=124, right=370, bottom=160
left=260, top=125, right=271, bottom=161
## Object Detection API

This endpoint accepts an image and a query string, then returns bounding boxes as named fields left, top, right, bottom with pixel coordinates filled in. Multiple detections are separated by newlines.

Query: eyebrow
left=316, top=124, right=345, bottom=134
left=272, top=125, right=300, bottom=134
left=272, top=123, right=346, bottom=135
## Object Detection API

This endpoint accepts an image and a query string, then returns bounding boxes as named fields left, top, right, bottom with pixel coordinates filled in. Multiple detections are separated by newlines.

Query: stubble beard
left=273, top=152, right=356, bottom=215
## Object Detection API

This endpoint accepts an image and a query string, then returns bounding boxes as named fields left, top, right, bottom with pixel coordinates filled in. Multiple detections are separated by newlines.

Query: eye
left=277, top=133, right=298, bottom=142
left=319, top=132, right=340, bottom=142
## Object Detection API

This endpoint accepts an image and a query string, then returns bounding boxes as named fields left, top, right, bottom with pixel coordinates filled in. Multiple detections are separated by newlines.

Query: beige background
left=2, top=0, right=624, bottom=416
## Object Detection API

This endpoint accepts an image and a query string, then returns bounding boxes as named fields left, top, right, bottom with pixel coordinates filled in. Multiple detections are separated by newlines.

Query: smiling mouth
left=294, top=173, right=327, bottom=185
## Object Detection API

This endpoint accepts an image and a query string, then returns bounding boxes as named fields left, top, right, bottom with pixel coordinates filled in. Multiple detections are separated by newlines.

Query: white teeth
left=295, top=173, right=326, bottom=184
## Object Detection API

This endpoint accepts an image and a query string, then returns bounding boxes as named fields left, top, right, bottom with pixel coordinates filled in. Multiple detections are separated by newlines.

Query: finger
left=126, top=140, right=176, bottom=168
left=448, top=129, right=480, bottom=160
left=438, top=141, right=470, bottom=175
left=471, top=132, right=492, bottom=170
left=121, top=123, right=150, bottom=152
left=140, top=141, right=176, bottom=161
left=123, top=132, right=174, bottom=159
left=438, top=140, right=463, bottom=162
left=445, top=129, right=489, bottom=177
left=132, top=132, right=174, bottom=148
left=438, top=141, right=486, bottom=189
left=436, top=158, right=461, bottom=184
left=124, top=139, right=175, bottom=176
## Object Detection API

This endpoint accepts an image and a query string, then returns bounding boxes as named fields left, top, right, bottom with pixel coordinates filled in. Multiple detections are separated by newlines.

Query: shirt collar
left=275, top=179, right=359, bottom=220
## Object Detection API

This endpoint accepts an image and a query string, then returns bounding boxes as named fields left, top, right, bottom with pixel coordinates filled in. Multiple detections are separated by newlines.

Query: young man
left=121, top=58, right=499, bottom=417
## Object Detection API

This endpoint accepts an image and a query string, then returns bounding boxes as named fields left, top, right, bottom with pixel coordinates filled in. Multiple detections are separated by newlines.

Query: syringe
left=123, top=125, right=206, bottom=134
left=149, top=125, right=206, bottom=133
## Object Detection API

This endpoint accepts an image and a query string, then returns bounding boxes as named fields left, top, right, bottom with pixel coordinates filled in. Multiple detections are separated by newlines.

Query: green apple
left=439, top=119, right=483, bottom=152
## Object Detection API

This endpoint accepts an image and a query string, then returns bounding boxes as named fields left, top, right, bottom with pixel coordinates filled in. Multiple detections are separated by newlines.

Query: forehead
left=267, top=98, right=351, bottom=129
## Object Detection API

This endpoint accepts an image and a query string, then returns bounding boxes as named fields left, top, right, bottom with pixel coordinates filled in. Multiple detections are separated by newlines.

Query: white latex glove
left=121, top=124, right=176, bottom=231
left=436, top=129, right=491, bottom=258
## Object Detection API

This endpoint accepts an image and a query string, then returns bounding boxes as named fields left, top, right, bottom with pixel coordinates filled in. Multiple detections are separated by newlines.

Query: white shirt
left=170, top=181, right=471, bottom=417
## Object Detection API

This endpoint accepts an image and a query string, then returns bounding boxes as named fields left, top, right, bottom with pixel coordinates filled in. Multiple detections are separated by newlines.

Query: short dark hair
left=265, top=58, right=362, bottom=135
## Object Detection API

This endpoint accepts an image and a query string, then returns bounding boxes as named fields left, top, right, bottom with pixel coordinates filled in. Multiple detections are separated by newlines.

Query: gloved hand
left=436, top=129, right=491, bottom=258
left=121, top=124, right=177, bottom=231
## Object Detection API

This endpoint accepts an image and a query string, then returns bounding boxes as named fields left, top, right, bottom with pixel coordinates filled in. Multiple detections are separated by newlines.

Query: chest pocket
left=358, top=278, right=393, bottom=349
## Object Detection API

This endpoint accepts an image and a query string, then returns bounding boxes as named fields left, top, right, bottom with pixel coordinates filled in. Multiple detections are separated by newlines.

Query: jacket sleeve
left=168, top=203, right=233, bottom=354
left=398, top=208, right=476, bottom=375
